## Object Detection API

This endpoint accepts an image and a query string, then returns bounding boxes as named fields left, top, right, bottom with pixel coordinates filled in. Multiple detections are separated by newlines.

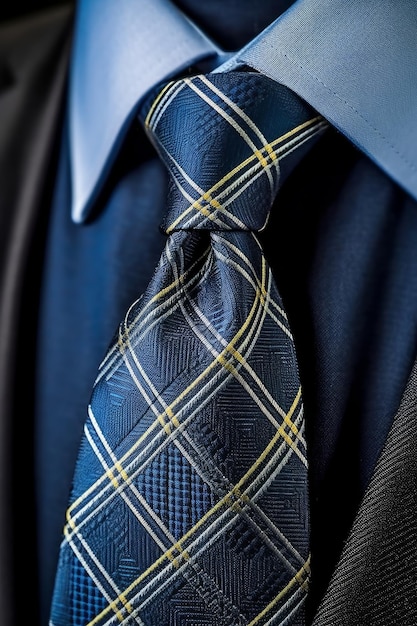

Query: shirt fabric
left=34, top=2, right=417, bottom=624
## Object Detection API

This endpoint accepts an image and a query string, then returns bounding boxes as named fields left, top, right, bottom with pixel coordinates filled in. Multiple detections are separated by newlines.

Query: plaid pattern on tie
left=50, top=72, right=327, bottom=626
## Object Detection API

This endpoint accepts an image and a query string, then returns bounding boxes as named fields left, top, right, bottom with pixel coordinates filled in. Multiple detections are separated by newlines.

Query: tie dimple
left=50, top=70, right=326, bottom=626
left=142, top=72, right=325, bottom=233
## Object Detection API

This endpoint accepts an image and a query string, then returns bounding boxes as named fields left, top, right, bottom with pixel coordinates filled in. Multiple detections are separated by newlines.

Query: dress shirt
left=33, top=2, right=417, bottom=625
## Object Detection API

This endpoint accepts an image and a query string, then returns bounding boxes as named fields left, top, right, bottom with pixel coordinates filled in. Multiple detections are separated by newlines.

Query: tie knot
left=140, top=71, right=325, bottom=233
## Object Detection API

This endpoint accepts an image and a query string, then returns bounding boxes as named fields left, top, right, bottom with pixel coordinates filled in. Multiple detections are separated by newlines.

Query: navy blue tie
left=50, top=71, right=327, bottom=626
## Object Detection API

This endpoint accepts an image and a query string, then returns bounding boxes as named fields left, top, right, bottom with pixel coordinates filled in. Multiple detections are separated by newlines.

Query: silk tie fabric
left=50, top=71, right=327, bottom=626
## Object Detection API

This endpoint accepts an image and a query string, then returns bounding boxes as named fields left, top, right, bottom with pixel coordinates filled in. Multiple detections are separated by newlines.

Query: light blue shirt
left=70, top=0, right=417, bottom=227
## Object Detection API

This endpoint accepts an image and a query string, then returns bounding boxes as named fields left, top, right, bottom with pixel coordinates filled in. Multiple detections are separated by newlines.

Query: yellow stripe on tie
left=203, top=192, right=222, bottom=210
left=165, top=150, right=274, bottom=233
left=165, top=195, right=232, bottom=235
left=166, top=117, right=322, bottom=233
left=114, top=461, right=129, bottom=482
left=144, top=81, right=175, bottom=128
left=232, top=391, right=302, bottom=496
left=66, top=458, right=131, bottom=530
left=94, top=584, right=133, bottom=625
left=254, top=148, right=269, bottom=168
left=284, top=387, right=302, bottom=436
left=264, top=141, right=278, bottom=163
left=248, top=556, right=311, bottom=626
left=198, top=75, right=280, bottom=170
left=66, top=418, right=160, bottom=525
left=86, top=541, right=194, bottom=626
left=216, top=257, right=266, bottom=370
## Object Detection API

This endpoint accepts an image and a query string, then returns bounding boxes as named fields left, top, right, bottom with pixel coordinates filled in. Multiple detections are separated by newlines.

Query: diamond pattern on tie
left=50, top=71, right=327, bottom=626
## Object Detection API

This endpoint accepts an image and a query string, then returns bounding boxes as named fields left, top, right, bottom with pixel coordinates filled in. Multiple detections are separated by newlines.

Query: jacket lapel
left=312, top=355, right=417, bottom=625
left=0, top=6, right=73, bottom=624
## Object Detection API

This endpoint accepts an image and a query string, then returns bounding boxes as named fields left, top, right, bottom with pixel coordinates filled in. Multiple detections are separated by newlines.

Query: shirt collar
left=69, top=0, right=224, bottom=224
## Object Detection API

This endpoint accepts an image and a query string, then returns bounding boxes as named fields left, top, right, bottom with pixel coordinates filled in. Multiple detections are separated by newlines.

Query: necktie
left=50, top=71, right=327, bottom=626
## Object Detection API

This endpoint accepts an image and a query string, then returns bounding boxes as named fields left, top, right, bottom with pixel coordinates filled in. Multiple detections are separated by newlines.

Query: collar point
left=71, top=200, right=88, bottom=224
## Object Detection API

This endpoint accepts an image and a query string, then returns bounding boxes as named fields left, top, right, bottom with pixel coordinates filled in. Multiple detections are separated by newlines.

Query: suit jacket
left=0, top=4, right=415, bottom=625
left=0, top=5, right=72, bottom=623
